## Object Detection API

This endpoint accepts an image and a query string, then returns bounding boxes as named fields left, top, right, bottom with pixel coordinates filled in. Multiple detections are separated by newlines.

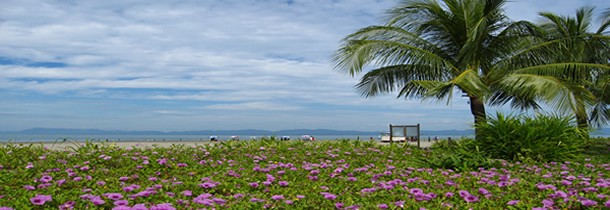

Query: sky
left=0, top=0, right=608, bottom=132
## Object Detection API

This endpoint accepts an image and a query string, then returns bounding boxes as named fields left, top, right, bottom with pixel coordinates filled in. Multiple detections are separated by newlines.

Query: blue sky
left=0, top=0, right=608, bottom=132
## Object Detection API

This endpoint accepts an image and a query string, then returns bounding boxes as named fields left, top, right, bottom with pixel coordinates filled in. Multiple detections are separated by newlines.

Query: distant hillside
left=2, top=127, right=607, bottom=138
left=2, top=128, right=482, bottom=136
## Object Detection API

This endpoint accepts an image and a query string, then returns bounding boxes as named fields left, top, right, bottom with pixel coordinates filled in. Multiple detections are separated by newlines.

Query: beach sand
left=1, top=140, right=435, bottom=150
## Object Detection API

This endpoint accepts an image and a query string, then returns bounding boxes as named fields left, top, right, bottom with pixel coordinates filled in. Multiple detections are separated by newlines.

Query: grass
left=0, top=138, right=609, bottom=209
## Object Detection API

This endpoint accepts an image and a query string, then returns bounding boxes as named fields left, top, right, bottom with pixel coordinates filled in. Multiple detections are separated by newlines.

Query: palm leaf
left=333, top=38, right=458, bottom=77
left=499, top=74, right=594, bottom=118
left=355, top=64, right=437, bottom=98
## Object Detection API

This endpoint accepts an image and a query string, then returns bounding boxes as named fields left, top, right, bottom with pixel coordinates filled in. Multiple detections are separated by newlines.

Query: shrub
left=416, top=138, right=501, bottom=171
left=475, top=113, right=587, bottom=162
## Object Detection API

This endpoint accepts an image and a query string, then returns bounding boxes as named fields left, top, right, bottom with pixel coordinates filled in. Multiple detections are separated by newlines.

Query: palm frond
left=450, top=69, right=489, bottom=99
left=499, top=74, right=594, bottom=118
left=332, top=36, right=458, bottom=77
left=513, top=63, right=610, bottom=81
left=599, top=8, right=610, bottom=34
left=355, top=64, right=448, bottom=98
left=589, top=76, right=610, bottom=127
left=402, top=80, right=456, bottom=105
left=488, top=91, right=541, bottom=110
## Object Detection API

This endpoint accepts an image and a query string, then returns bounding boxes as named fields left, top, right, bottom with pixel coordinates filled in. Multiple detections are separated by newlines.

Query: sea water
left=0, top=133, right=473, bottom=143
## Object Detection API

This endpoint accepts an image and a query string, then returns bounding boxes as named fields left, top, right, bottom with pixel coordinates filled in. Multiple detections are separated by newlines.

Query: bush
left=416, top=138, right=501, bottom=171
left=475, top=113, right=587, bottom=162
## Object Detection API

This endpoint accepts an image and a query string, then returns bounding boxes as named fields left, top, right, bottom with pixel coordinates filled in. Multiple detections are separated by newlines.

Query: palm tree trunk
left=575, top=106, right=590, bottom=138
left=469, top=96, right=487, bottom=139
left=574, top=102, right=590, bottom=138
left=576, top=115, right=588, bottom=129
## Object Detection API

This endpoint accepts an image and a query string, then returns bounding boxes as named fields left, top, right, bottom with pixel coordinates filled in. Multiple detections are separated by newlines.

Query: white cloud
left=204, top=102, right=304, bottom=111
left=0, top=0, right=606, bottom=132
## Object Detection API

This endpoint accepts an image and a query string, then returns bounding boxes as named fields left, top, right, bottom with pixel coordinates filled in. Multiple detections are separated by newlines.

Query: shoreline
left=1, top=140, right=435, bottom=150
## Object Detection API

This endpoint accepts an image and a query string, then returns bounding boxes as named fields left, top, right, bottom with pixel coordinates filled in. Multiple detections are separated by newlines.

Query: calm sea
left=0, top=133, right=473, bottom=143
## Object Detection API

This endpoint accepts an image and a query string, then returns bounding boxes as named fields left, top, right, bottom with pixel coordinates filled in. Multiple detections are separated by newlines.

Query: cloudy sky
left=1, top=0, right=608, bottom=132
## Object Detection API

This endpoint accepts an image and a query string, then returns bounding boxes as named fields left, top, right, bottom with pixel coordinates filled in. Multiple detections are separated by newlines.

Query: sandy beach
left=1, top=140, right=435, bottom=150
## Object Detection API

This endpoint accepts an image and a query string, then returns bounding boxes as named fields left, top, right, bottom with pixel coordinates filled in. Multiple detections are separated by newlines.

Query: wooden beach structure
left=381, top=124, right=421, bottom=148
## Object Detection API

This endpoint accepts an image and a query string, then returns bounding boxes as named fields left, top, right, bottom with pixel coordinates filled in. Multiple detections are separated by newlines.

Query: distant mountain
left=168, top=129, right=273, bottom=135
left=4, top=128, right=481, bottom=136
left=11, top=127, right=609, bottom=136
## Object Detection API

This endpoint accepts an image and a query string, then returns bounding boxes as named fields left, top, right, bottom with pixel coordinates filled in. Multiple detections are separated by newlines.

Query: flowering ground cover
left=0, top=139, right=609, bottom=209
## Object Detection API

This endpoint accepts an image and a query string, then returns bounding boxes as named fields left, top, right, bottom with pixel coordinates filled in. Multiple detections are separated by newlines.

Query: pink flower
left=114, top=200, right=129, bottom=206
left=59, top=201, right=75, bottom=210
left=542, top=199, right=554, bottom=207
left=91, top=197, right=105, bottom=205
left=250, top=198, right=264, bottom=203
left=40, top=175, right=53, bottom=183
left=199, top=182, right=217, bottom=188
left=458, top=190, right=470, bottom=197
left=410, top=188, right=424, bottom=194
left=464, top=195, right=479, bottom=203
left=157, top=158, right=168, bottom=165
left=57, top=179, right=66, bottom=186
left=104, top=193, right=124, bottom=200
left=394, top=201, right=405, bottom=208
left=322, top=193, right=337, bottom=200
left=150, top=203, right=176, bottom=210
left=507, top=200, right=520, bottom=205
left=30, top=195, right=52, bottom=205
left=112, top=206, right=131, bottom=210
left=581, top=199, right=598, bottom=207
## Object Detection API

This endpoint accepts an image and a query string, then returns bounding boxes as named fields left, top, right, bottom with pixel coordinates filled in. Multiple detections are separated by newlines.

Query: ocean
left=0, top=133, right=473, bottom=143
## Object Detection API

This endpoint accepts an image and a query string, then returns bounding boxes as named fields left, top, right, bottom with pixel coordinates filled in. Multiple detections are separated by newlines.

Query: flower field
left=0, top=139, right=609, bottom=209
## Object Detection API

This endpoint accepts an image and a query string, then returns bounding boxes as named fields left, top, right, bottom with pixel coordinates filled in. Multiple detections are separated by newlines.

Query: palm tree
left=498, top=7, right=610, bottom=129
left=332, top=0, right=534, bottom=137
left=332, top=0, right=610, bottom=138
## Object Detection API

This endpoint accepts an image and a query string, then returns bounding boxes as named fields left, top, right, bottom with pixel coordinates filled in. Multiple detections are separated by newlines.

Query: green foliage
left=476, top=113, right=587, bottom=162
left=416, top=139, right=501, bottom=171
left=583, top=137, right=610, bottom=162
left=1, top=139, right=609, bottom=209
